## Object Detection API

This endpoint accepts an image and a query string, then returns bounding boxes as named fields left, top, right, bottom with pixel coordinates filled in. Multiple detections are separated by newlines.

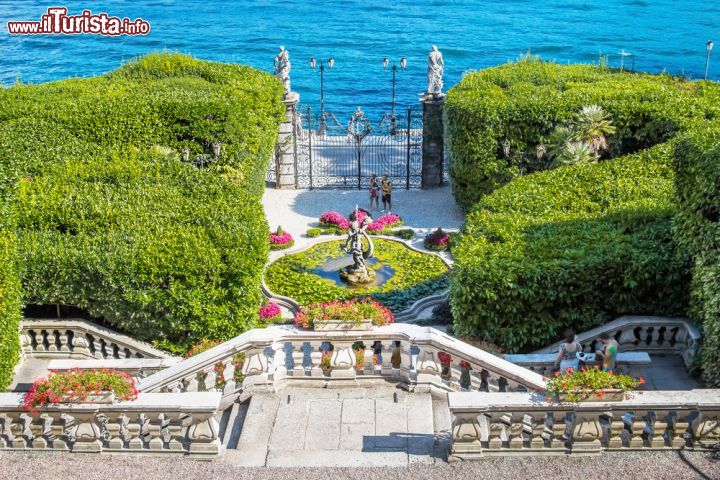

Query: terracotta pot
left=313, top=318, right=373, bottom=332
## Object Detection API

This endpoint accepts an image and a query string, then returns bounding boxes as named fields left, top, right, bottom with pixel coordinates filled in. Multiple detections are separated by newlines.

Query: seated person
left=595, top=332, right=619, bottom=372
left=554, top=328, right=582, bottom=371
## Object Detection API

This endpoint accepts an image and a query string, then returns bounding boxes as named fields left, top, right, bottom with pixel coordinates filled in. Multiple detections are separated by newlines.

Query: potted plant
left=269, top=225, right=294, bottom=250
left=293, top=297, right=395, bottom=331
left=320, top=350, right=333, bottom=375
left=458, top=360, right=472, bottom=391
left=23, top=369, right=138, bottom=412
left=437, top=352, right=452, bottom=383
left=543, top=367, right=644, bottom=403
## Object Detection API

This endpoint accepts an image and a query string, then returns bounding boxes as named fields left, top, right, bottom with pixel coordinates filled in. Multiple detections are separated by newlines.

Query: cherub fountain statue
left=339, top=207, right=375, bottom=285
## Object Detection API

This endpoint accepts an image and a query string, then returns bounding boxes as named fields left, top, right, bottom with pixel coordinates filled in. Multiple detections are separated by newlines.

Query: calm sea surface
left=1, top=1, right=718, bottom=120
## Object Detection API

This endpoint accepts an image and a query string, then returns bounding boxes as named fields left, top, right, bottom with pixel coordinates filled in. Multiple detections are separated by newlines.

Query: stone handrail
left=20, top=318, right=175, bottom=361
left=504, top=352, right=651, bottom=378
left=0, top=392, right=222, bottom=456
left=448, top=389, right=720, bottom=459
left=47, top=358, right=181, bottom=379
left=533, top=316, right=701, bottom=368
left=138, top=324, right=546, bottom=399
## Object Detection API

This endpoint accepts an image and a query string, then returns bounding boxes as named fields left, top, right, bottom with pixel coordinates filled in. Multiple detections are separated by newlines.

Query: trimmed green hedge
left=445, top=61, right=710, bottom=210
left=674, top=124, right=720, bottom=386
left=448, top=62, right=720, bottom=353
left=0, top=53, right=284, bottom=362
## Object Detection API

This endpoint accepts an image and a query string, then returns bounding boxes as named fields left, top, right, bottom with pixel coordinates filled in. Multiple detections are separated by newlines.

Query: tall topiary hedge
left=0, top=53, right=284, bottom=365
left=447, top=61, right=720, bottom=353
left=674, top=124, right=720, bottom=386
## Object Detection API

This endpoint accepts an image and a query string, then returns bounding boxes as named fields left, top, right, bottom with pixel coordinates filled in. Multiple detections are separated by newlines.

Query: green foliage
left=306, top=228, right=321, bottom=238
left=451, top=144, right=690, bottom=352
left=447, top=62, right=720, bottom=353
left=393, top=228, right=415, bottom=240
left=673, top=124, right=720, bottom=386
left=0, top=53, right=285, bottom=355
left=445, top=62, right=716, bottom=210
left=265, top=239, right=449, bottom=312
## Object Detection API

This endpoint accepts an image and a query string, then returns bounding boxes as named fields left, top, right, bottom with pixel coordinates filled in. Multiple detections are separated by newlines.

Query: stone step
left=224, top=393, right=280, bottom=466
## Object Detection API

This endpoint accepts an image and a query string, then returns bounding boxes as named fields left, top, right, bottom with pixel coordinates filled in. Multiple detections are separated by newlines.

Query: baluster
left=115, top=344, right=127, bottom=359
left=165, top=412, right=187, bottom=452
left=126, top=413, right=144, bottom=450
left=222, top=358, right=236, bottom=395
left=29, top=414, right=47, bottom=449
left=203, top=367, right=217, bottom=392
left=486, top=375, right=500, bottom=393
left=243, top=347, right=270, bottom=384
left=46, top=330, right=58, bottom=352
left=9, top=413, right=27, bottom=449
left=528, top=412, right=548, bottom=450
left=291, top=342, right=306, bottom=376
left=381, top=341, right=394, bottom=376
left=146, top=413, right=165, bottom=451
left=486, top=412, right=509, bottom=450
left=363, top=344, right=374, bottom=374
left=58, top=330, right=70, bottom=352
left=550, top=411, right=569, bottom=451
left=183, top=374, right=199, bottom=393
left=416, top=347, right=442, bottom=389
left=607, top=411, right=626, bottom=449
left=19, top=331, right=32, bottom=355
left=270, top=344, right=286, bottom=382
left=105, top=413, right=128, bottom=450
left=399, top=341, right=413, bottom=382
left=0, top=414, right=15, bottom=448
left=34, top=331, right=47, bottom=353
left=309, top=341, right=323, bottom=377
left=649, top=410, right=669, bottom=448
left=508, top=412, right=526, bottom=450
left=628, top=411, right=647, bottom=448
left=668, top=411, right=690, bottom=448
left=92, top=337, right=104, bottom=359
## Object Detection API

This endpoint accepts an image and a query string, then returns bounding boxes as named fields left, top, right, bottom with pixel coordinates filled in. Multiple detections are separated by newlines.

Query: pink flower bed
left=269, top=231, right=293, bottom=245
left=259, top=301, right=282, bottom=320
left=425, top=228, right=450, bottom=246
left=367, top=213, right=402, bottom=233
left=319, top=211, right=350, bottom=230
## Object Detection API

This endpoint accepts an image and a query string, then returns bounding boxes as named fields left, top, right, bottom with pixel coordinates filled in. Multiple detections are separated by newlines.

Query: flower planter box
left=313, top=318, right=373, bottom=332
left=558, top=389, right=625, bottom=402
left=65, top=391, right=116, bottom=404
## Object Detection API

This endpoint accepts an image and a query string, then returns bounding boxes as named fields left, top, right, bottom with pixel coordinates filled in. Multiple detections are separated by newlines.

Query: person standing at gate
left=369, top=175, right=380, bottom=211
left=381, top=175, right=393, bottom=212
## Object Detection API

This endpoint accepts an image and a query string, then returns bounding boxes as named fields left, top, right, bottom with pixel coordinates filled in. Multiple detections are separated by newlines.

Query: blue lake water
left=1, top=1, right=718, bottom=120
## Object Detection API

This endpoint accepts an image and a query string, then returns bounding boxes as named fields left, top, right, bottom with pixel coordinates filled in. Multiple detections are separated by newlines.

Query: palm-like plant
left=551, top=141, right=595, bottom=168
left=547, top=126, right=574, bottom=160
left=573, top=105, right=616, bottom=157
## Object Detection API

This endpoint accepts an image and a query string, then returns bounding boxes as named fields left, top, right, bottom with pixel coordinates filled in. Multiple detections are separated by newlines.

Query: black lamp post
left=382, top=56, right=407, bottom=135
left=705, top=40, right=714, bottom=81
left=309, top=57, right=335, bottom=135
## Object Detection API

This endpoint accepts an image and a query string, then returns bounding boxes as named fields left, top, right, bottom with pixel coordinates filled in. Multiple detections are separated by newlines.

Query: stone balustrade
left=0, top=392, right=222, bottom=456
left=138, top=324, right=546, bottom=401
left=505, top=352, right=651, bottom=378
left=20, top=319, right=174, bottom=361
left=534, top=316, right=701, bottom=368
left=448, top=389, right=720, bottom=459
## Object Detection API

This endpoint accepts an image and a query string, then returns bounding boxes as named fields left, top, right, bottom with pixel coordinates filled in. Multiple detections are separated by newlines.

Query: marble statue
left=340, top=207, right=375, bottom=285
left=426, top=45, right=445, bottom=95
left=274, top=46, right=292, bottom=97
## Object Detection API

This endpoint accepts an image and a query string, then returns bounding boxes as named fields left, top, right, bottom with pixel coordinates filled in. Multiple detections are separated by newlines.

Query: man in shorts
left=381, top=175, right=392, bottom=212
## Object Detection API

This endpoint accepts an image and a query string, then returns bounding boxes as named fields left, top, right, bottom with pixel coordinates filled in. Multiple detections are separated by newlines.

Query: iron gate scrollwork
left=290, top=106, right=422, bottom=189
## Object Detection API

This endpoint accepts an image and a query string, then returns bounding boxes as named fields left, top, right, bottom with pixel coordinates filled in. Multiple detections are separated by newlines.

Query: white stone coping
left=138, top=324, right=546, bottom=392
left=47, top=358, right=181, bottom=372
left=0, top=392, right=221, bottom=412
left=447, top=389, right=720, bottom=413
left=21, top=318, right=176, bottom=359
left=534, top=315, right=702, bottom=354
left=505, top=352, right=651, bottom=365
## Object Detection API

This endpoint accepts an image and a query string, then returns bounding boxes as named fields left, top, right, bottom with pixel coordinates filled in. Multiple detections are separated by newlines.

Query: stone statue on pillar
left=274, top=45, right=292, bottom=98
left=426, top=45, right=445, bottom=96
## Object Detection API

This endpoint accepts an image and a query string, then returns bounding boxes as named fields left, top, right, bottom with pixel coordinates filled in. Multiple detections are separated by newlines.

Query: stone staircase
left=217, top=386, right=444, bottom=467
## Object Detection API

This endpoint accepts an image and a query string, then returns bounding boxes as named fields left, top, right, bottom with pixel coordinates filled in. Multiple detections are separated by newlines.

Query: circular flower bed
left=543, top=367, right=644, bottom=403
left=259, top=301, right=282, bottom=323
left=23, top=369, right=138, bottom=411
left=269, top=226, right=294, bottom=250
left=424, top=228, right=450, bottom=251
left=294, top=297, right=395, bottom=330
left=265, top=238, right=449, bottom=312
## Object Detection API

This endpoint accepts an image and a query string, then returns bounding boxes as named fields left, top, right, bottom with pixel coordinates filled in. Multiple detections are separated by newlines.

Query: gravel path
left=2, top=450, right=718, bottom=480
left=262, top=186, right=464, bottom=250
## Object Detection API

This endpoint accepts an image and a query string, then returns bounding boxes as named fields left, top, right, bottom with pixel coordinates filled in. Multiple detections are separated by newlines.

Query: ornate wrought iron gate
left=271, top=106, right=422, bottom=189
